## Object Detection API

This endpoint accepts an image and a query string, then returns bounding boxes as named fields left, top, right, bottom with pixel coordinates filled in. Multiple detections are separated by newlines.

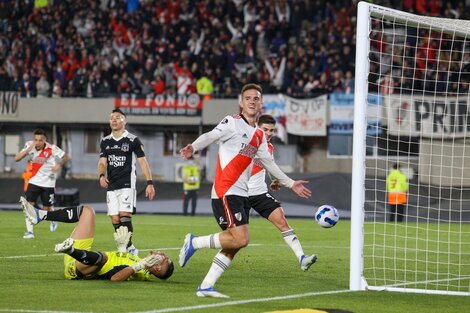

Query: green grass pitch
left=0, top=211, right=467, bottom=313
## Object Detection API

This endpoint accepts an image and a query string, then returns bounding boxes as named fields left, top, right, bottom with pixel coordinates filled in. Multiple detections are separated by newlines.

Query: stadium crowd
left=0, top=0, right=467, bottom=98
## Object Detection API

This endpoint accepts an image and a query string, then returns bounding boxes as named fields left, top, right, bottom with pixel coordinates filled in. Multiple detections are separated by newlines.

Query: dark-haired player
left=178, top=84, right=311, bottom=298
left=20, top=196, right=173, bottom=281
left=98, top=108, right=155, bottom=256
left=249, top=114, right=316, bottom=271
left=15, top=128, right=71, bottom=239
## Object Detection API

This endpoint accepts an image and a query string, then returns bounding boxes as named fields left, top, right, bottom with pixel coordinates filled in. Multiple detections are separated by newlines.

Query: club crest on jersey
left=234, top=212, right=242, bottom=221
left=121, top=143, right=129, bottom=152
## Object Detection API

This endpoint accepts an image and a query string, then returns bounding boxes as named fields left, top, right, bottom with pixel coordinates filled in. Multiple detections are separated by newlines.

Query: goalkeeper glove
left=130, top=253, right=164, bottom=272
left=114, top=226, right=131, bottom=252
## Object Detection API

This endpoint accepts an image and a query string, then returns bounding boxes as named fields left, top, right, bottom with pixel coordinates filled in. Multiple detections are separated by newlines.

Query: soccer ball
left=315, top=205, right=339, bottom=228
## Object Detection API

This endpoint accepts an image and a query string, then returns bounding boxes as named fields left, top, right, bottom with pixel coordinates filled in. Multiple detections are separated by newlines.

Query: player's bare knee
left=234, top=235, right=249, bottom=248
left=110, top=215, right=120, bottom=224
left=82, top=206, right=95, bottom=216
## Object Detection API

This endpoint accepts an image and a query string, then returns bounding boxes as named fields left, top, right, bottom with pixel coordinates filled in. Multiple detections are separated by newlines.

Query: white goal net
left=350, top=2, right=470, bottom=295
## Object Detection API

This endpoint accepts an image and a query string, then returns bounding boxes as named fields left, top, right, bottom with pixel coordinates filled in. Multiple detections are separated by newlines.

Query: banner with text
left=386, top=95, right=470, bottom=138
left=0, top=92, right=19, bottom=116
left=284, top=95, right=328, bottom=136
left=115, top=93, right=203, bottom=116
left=330, top=93, right=383, bottom=135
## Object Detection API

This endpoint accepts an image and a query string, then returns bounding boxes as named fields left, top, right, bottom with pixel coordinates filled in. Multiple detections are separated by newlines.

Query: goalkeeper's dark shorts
left=248, top=192, right=282, bottom=219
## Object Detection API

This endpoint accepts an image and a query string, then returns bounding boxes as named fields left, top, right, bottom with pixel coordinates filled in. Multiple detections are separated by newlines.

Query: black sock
left=44, top=206, right=83, bottom=223
left=120, top=216, right=134, bottom=248
left=68, top=248, right=104, bottom=265
left=112, top=222, right=121, bottom=231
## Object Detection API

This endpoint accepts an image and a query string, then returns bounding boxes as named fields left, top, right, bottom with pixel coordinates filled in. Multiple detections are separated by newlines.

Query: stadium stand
left=2, top=0, right=465, bottom=100
left=0, top=0, right=469, bottom=98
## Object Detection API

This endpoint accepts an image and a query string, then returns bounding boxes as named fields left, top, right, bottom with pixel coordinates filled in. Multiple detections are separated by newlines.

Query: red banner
left=115, top=93, right=203, bottom=116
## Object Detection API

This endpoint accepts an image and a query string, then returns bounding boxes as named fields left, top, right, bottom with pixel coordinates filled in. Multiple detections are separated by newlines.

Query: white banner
left=284, top=95, right=328, bottom=136
left=386, top=95, right=470, bottom=138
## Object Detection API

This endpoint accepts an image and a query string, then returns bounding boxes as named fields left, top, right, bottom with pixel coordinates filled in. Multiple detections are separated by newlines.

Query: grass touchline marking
left=0, top=243, right=347, bottom=260
left=135, top=289, right=353, bottom=313
left=0, top=290, right=352, bottom=313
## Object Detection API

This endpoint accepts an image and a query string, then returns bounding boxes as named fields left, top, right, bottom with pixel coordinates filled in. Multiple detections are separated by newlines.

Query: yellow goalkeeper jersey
left=95, top=252, right=151, bottom=281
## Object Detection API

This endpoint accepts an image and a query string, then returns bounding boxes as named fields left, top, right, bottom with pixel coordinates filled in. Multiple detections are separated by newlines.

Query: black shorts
left=26, top=183, right=55, bottom=207
left=248, top=192, right=281, bottom=219
left=212, top=195, right=251, bottom=230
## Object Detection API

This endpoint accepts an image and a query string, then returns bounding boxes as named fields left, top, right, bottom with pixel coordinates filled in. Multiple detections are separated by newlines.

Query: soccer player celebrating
left=20, top=196, right=173, bottom=281
left=178, top=83, right=311, bottom=298
left=15, top=128, right=71, bottom=239
left=249, top=114, right=316, bottom=271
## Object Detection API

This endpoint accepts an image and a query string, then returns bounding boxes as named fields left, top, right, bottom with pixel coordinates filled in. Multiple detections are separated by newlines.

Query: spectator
left=264, top=55, right=286, bottom=91
left=19, top=73, right=37, bottom=98
left=196, top=74, right=214, bottom=100
left=175, top=64, right=192, bottom=95
left=52, top=79, right=62, bottom=98
left=36, top=72, right=50, bottom=97
left=0, top=0, right=465, bottom=99
left=153, top=74, right=165, bottom=95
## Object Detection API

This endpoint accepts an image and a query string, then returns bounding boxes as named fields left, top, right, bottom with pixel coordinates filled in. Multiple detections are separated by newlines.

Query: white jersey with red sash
left=247, top=142, right=274, bottom=196
left=191, top=114, right=294, bottom=199
left=21, top=141, right=66, bottom=188
left=192, top=114, right=267, bottom=199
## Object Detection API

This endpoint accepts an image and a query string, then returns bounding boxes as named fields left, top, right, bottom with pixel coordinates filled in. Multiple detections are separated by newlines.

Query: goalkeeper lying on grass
left=20, top=197, right=174, bottom=281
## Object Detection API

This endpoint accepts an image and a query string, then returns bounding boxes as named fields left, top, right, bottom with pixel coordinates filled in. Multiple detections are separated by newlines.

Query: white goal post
left=350, top=2, right=470, bottom=295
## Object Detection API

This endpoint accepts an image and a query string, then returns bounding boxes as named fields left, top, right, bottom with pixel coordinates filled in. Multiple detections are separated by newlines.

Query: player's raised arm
left=15, top=142, right=33, bottom=162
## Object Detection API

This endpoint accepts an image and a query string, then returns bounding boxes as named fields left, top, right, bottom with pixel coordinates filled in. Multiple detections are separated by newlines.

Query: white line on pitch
left=0, top=243, right=348, bottom=260
left=135, top=289, right=353, bottom=313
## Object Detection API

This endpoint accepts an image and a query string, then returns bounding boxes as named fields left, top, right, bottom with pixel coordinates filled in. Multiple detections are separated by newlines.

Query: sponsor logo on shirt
left=108, top=155, right=126, bottom=167
left=239, top=143, right=257, bottom=158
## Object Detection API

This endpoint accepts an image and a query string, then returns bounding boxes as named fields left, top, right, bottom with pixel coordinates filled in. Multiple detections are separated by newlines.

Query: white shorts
left=106, top=188, right=136, bottom=216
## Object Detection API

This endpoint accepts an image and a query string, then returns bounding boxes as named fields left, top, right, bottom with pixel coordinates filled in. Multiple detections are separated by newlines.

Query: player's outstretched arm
left=259, top=152, right=311, bottom=199
left=291, top=180, right=311, bottom=199
left=180, top=128, right=224, bottom=160
left=180, top=144, right=195, bottom=160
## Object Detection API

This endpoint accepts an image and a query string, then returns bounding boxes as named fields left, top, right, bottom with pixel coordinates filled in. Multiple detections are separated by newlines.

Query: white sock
left=200, top=252, right=231, bottom=289
left=282, top=229, right=304, bottom=261
left=192, top=233, right=221, bottom=249
left=25, top=218, right=34, bottom=233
